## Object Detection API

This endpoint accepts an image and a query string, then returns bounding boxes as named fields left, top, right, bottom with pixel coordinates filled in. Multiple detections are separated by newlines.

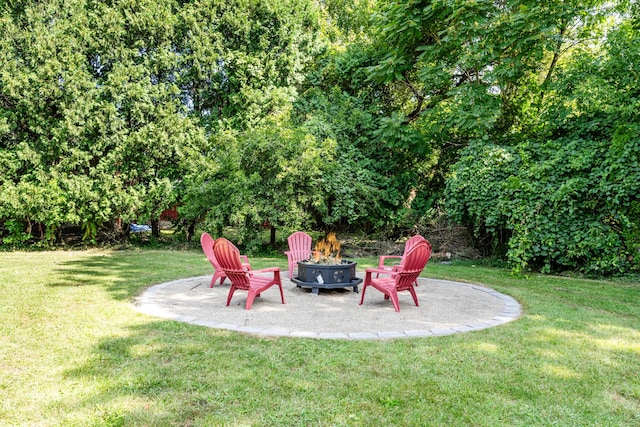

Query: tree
left=180, top=113, right=334, bottom=248
left=364, top=0, right=611, bottom=193
left=294, top=1, right=439, bottom=234
left=446, top=13, right=640, bottom=275
left=175, top=0, right=321, bottom=131
left=0, top=0, right=205, bottom=242
left=174, top=0, right=327, bottom=245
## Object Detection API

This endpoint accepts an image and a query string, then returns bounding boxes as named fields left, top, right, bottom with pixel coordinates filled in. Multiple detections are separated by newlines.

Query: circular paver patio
left=133, top=275, right=521, bottom=340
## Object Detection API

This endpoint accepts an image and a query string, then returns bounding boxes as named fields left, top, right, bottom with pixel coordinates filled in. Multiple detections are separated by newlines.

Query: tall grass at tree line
left=1, top=249, right=638, bottom=426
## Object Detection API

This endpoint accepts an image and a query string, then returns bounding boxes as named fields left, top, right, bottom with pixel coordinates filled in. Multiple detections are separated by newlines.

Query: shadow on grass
left=47, top=250, right=210, bottom=300
left=58, top=320, right=372, bottom=425
left=56, top=312, right=640, bottom=426
left=40, top=251, right=640, bottom=424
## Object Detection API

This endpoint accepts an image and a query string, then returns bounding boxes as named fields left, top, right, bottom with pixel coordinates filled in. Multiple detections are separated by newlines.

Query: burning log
left=312, top=232, right=342, bottom=264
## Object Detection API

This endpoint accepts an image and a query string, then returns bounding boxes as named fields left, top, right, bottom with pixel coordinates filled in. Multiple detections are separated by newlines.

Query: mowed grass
left=1, top=249, right=638, bottom=426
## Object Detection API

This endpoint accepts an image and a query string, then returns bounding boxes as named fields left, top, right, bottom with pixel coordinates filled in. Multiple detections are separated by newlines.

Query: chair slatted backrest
left=399, top=235, right=427, bottom=266
left=287, top=232, right=312, bottom=258
left=213, top=238, right=250, bottom=290
left=395, top=241, right=432, bottom=291
left=200, top=232, right=218, bottom=267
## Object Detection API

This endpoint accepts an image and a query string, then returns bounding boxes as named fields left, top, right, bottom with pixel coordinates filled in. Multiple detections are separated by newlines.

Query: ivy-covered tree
left=446, top=14, right=640, bottom=275
left=364, top=0, right=612, bottom=194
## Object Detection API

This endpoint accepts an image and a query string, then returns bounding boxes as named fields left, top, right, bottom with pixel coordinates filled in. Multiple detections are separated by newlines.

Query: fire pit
left=289, top=232, right=362, bottom=294
left=291, top=260, right=362, bottom=294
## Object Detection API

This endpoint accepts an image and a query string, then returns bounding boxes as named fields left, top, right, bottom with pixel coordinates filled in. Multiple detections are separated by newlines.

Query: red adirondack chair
left=360, top=240, right=432, bottom=312
left=200, top=232, right=251, bottom=288
left=284, top=231, right=318, bottom=278
left=377, top=235, right=429, bottom=286
left=213, top=238, right=285, bottom=310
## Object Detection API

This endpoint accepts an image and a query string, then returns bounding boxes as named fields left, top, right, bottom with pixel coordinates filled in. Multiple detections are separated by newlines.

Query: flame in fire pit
left=313, top=232, right=342, bottom=264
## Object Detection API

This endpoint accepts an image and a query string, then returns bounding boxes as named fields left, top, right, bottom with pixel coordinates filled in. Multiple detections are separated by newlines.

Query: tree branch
left=402, top=73, right=425, bottom=122
left=540, top=22, right=568, bottom=100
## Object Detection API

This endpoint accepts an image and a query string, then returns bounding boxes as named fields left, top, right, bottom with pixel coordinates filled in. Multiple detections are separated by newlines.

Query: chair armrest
left=364, top=269, right=373, bottom=285
left=239, top=256, right=252, bottom=273
left=366, top=267, right=396, bottom=275
left=251, top=267, right=280, bottom=274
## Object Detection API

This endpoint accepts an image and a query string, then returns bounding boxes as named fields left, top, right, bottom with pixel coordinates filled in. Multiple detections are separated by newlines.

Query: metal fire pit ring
left=290, top=260, right=362, bottom=295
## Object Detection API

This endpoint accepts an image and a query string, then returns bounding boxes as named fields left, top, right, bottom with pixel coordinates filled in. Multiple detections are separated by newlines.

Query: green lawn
left=1, top=249, right=638, bottom=426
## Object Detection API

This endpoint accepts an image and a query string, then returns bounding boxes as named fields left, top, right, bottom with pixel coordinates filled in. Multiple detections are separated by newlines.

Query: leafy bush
left=446, top=21, right=640, bottom=276
left=447, top=138, right=639, bottom=275
left=1, top=220, right=30, bottom=246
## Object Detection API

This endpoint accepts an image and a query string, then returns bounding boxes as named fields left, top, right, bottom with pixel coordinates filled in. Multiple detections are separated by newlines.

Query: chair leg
left=359, top=284, right=368, bottom=305
left=246, top=290, right=259, bottom=310
left=226, top=287, right=236, bottom=306
left=389, top=290, right=401, bottom=312
left=278, top=284, right=286, bottom=304
left=287, top=260, right=294, bottom=279
left=408, top=287, right=419, bottom=307
left=211, top=272, right=226, bottom=288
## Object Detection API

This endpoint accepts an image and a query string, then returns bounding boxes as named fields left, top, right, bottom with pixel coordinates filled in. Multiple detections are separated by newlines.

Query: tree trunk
left=151, top=219, right=160, bottom=238
left=187, top=220, right=196, bottom=242
left=270, top=225, right=276, bottom=248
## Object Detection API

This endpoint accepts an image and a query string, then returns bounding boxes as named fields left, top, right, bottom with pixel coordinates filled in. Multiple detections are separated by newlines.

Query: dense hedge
left=446, top=22, right=640, bottom=275
left=446, top=137, right=639, bottom=275
left=1, top=0, right=638, bottom=277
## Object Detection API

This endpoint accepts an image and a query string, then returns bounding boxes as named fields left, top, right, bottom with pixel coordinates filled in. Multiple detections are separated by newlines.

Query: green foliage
left=446, top=18, right=640, bottom=275
left=295, top=39, right=438, bottom=233
left=1, top=219, right=30, bottom=245
left=447, top=139, right=638, bottom=275
left=0, top=0, right=206, bottom=242
left=0, top=0, right=324, bottom=245
left=1, top=0, right=637, bottom=278
left=175, top=0, right=321, bottom=131
left=81, top=221, right=98, bottom=244
left=317, top=0, right=377, bottom=42
left=362, top=0, right=615, bottom=207
left=180, top=115, right=334, bottom=247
